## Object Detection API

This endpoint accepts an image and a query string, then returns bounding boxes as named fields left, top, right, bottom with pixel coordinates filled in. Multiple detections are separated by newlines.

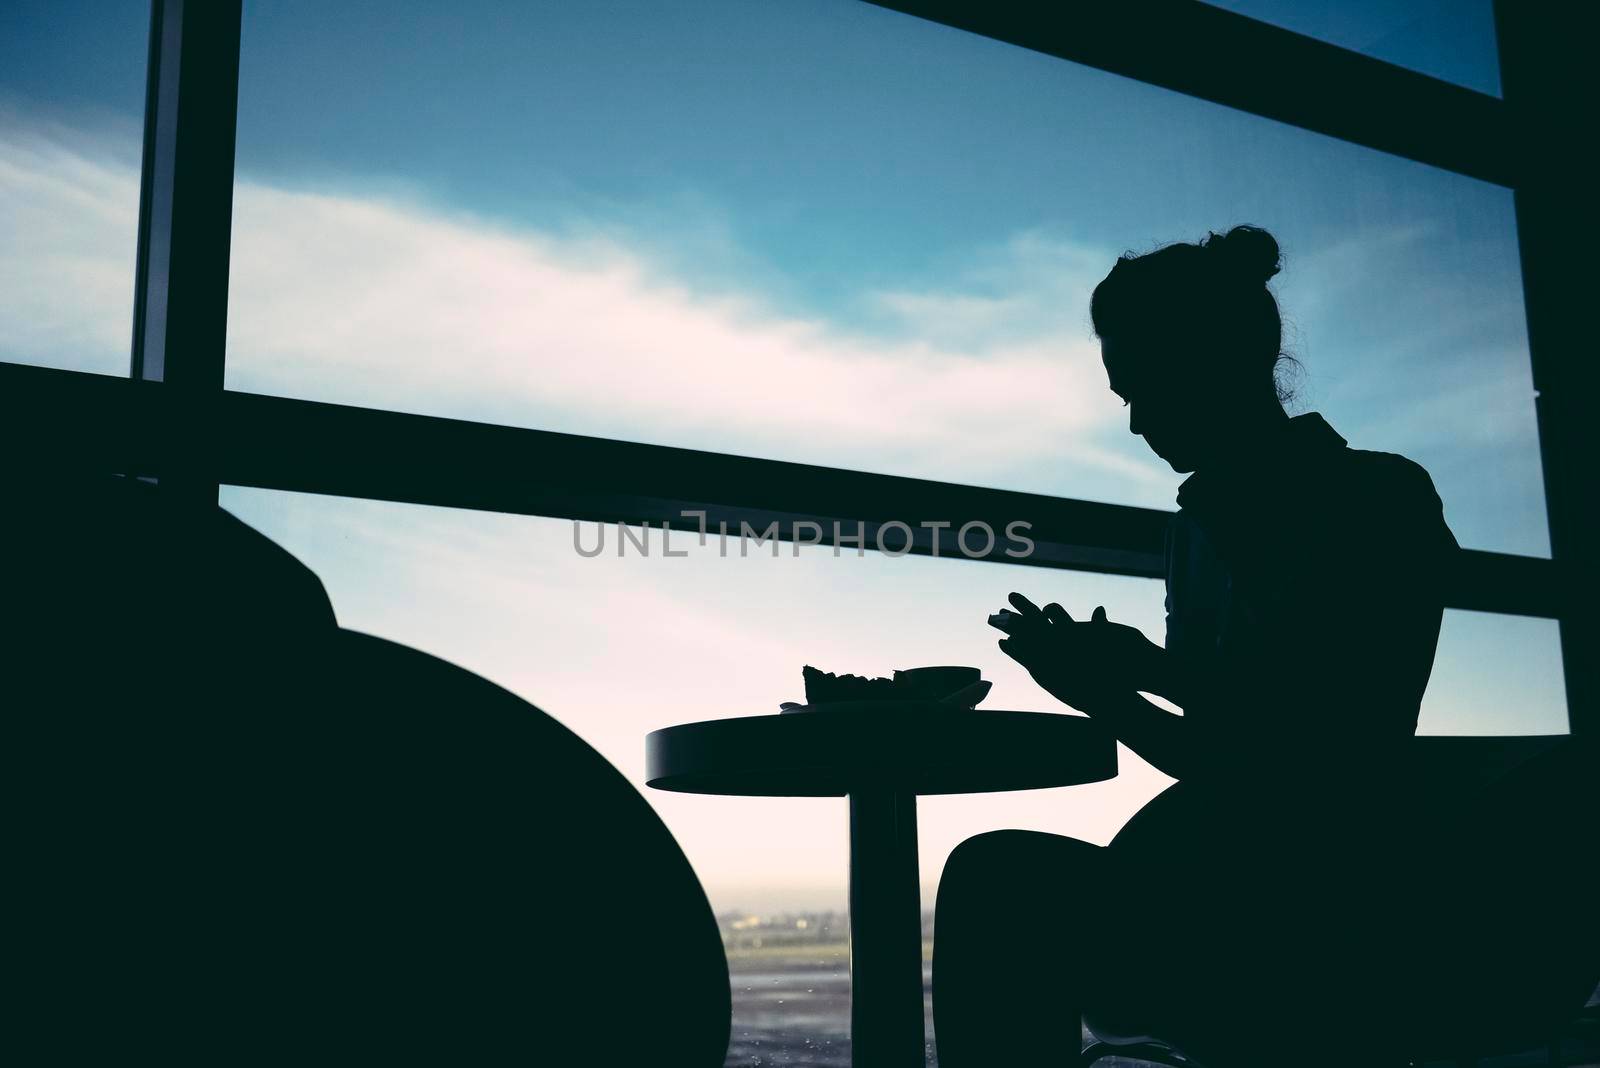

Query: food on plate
left=801, top=664, right=983, bottom=705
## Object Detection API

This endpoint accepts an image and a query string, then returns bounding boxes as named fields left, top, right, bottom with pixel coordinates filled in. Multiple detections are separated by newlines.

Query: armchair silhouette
left=1079, top=735, right=1599, bottom=1067
left=7, top=472, right=731, bottom=1065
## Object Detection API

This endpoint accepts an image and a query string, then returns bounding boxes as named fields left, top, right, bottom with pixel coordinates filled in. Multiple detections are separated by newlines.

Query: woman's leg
left=931, top=829, right=1107, bottom=1066
left=1098, top=787, right=1412, bottom=1068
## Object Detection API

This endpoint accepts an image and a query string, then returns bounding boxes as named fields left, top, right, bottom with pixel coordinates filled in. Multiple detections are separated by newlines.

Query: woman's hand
left=994, top=592, right=1164, bottom=714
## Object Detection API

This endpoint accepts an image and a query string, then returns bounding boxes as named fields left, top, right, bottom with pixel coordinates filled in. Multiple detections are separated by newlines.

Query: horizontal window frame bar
left=861, top=0, right=1518, bottom=189
left=5, top=362, right=1562, bottom=618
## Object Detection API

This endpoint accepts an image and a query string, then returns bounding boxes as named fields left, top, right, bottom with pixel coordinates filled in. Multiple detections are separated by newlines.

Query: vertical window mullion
left=128, top=0, right=243, bottom=503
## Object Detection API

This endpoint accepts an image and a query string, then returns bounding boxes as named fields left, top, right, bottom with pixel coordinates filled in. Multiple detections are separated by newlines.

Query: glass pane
left=1205, top=0, right=1502, bottom=97
left=224, top=0, right=1545, bottom=559
left=0, top=0, right=148, bottom=376
left=219, top=485, right=1568, bottom=1062
left=1418, top=609, right=1569, bottom=736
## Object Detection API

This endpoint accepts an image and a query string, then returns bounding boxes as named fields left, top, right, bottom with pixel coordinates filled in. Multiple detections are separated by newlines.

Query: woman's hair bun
left=1202, top=224, right=1281, bottom=285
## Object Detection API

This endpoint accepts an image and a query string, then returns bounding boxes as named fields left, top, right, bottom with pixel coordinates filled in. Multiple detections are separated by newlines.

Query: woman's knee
left=944, top=828, right=1079, bottom=872
left=937, top=830, right=1099, bottom=906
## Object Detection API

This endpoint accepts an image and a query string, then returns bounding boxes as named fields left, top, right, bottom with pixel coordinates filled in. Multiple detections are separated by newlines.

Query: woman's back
left=1092, top=416, right=1463, bottom=1056
left=1161, top=410, right=1460, bottom=789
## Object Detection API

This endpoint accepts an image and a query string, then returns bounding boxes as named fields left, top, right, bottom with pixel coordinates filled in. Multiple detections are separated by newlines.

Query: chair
left=7, top=474, right=731, bottom=1064
left=1079, top=735, right=1599, bottom=1067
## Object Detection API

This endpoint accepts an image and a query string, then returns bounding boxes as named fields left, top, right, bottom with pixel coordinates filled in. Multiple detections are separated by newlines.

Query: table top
left=645, top=704, right=1117, bottom=797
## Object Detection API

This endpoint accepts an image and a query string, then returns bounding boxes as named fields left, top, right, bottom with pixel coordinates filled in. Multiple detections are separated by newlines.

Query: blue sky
left=1, top=0, right=1541, bottom=546
left=1209, top=0, right=1500, bottom=95
left=0, top=0, right=1563, bottom=909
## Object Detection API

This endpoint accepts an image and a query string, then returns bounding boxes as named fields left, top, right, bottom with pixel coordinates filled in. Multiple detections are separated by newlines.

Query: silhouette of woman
left=931, top=226, right=1461, bottom=1067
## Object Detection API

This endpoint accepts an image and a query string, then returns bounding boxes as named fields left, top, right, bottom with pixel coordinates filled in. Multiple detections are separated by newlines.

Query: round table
left=646, top=703, right=1117, bottom=1068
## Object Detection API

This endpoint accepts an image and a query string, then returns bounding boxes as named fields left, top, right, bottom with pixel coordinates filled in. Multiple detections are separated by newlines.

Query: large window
left=219, top=485, right=1569, bottom=1063
left=221, top=0, right=1546, bottom=557
left=0, top=0, right=149, bottom=376
left=2, top=1, right=1583, bottom=1065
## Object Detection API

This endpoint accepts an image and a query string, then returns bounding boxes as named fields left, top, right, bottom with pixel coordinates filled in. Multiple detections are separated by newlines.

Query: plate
left=778, top=683, right=992, bottom=715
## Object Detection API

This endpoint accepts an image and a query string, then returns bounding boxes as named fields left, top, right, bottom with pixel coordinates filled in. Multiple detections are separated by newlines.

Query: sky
left=1207, top=0, right=1502, bottom=96
left=0, top=0, right=1564, bottom=912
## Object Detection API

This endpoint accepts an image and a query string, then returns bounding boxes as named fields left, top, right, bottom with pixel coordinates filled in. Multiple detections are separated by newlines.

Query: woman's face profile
left=1100, top=334, right=1211, bottom=474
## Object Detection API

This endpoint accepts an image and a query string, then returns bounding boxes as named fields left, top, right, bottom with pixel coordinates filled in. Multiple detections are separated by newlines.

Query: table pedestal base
left=848, top=789, right=926, bottom=1067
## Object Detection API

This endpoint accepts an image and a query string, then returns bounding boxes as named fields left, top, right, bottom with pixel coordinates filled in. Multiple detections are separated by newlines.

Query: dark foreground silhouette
left=932, top=227, right=1597, bottom=1066
left=6, top=469, right=731, bottom=1064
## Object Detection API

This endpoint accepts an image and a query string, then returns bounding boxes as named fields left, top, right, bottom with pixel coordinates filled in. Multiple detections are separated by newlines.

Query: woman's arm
left=1075, top=686, right=1199, bottom=781
left=997, top=595, right=1208, bottom=779
left=1006, top=458, right=1456, bottom=783
left=996, top=587, right=1415, bottom=784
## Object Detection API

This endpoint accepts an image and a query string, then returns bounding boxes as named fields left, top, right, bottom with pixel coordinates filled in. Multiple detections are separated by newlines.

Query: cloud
left=864, top=229, right=1111, bottom=350
left=0, top=112, right=142, bottom=375
left=1, top=114, right=1178, bottom=505
left=220, top=179, right=1150, bottom=487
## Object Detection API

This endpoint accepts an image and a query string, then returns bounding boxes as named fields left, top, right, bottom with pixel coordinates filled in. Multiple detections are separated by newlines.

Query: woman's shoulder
left=1319, top=446, right=1461, bottom=564
left=1326, top=445, right=1447, bottom=518
left=1337, top=445, right=1439, bottom=494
